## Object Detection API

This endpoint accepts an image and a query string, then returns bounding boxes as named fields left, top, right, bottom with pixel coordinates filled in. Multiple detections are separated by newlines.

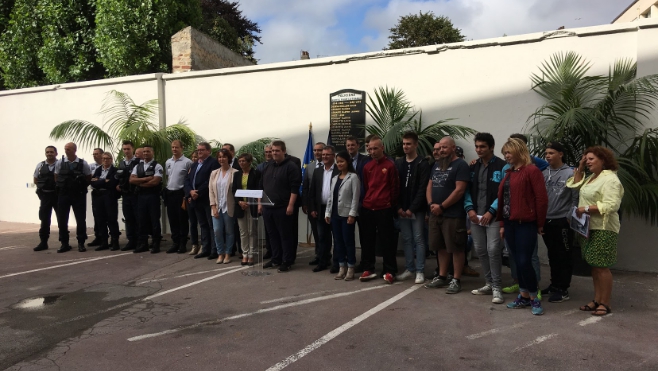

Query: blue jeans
left=504, top=221, right=539, bottom=295
left=212, top=211, right=234, bottom=255
left=331, top=215, right=356, bottom=267
left=399, top=212, right=425, bottom=273
left=508, top=240, right=541, bottom=283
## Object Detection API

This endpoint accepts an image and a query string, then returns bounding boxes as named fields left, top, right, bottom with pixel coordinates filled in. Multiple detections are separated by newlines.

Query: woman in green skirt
left=567, top=146, right=624, bottom=316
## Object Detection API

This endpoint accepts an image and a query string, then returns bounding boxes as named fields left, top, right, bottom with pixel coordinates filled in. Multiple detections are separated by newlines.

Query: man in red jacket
left=359, top=137, right=399, bottom=284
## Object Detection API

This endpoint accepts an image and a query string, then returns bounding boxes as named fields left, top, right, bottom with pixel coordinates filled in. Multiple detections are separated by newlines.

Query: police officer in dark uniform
left=91, top=152, right=121, bottom=251
left=54, top=142, right=92, bottom=253
left=88, top=148, right=105, bottom=247
left=33, top=146, right=59, bottom=251
left=130, top=144, right=164, bottom=253
left=116, top=140, right=140, bottom=250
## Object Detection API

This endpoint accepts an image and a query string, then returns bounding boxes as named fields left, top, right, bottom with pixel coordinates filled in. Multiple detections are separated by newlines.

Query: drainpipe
left=156, top=73, right=168, bottom=234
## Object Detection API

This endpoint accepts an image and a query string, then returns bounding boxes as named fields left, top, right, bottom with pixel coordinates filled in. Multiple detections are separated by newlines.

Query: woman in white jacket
left=209, top=148, right=238, bottom=264
left=325, top=151, right=360, bottom=281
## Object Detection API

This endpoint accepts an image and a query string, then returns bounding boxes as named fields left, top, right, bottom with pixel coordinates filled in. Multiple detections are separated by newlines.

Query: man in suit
left=346, top=135, right=369, bottom=178
left=309, top=145, right=340, bottom=272
left=185, top=142, right=221, bottom=259
left=224, top=143, right=241, bottom=171
left=302, top=142, right=325, bottom=265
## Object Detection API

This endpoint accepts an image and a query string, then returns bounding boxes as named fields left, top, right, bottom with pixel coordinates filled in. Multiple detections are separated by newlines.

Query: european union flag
left=300, top=127, right=314, bottom=195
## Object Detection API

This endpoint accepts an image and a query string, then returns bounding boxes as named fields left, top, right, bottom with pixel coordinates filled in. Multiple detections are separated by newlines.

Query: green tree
left=385, top=11, right=464, bottom=50
left=238, top=137, right=276, bottom=166
left=94, top=0, right=202, bottom=77
left=0, top=0, right=45, bottom=89
left=198, top=0, right=261, bottom=63
left=38, top=0, right=104, bottom=84
left=49, top=90, right=199, bottom=166
left=366, top=86, right=476, bottom=158
left=0, top=0, right=16, bottom=88
left=526, top=51, right=658, bottom=224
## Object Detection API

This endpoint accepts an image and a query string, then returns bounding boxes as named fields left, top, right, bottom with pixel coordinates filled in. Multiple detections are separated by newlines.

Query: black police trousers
left=93, top=193, right=120, bottom=240
left=57, top=192, right=87, bottom=245
left=164, top=189, right=188, bottom=246
left=38, top=191, right=58, bottom=240
left=138, top=193, right=161, bottom=244
left=122, top=193, right=139, bottom=243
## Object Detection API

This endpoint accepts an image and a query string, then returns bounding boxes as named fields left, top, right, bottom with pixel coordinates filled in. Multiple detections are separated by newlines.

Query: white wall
left=2, top=20, right=657, bottom=271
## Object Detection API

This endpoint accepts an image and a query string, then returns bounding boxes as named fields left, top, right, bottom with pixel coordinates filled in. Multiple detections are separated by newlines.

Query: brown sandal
left=591, top=303, right=612, bottom=316
left=580, top=300, right=598, bottom=311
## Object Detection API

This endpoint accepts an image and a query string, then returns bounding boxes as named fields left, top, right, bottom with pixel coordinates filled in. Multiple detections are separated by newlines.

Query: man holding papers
left=464, top=133, right=507, bottom=304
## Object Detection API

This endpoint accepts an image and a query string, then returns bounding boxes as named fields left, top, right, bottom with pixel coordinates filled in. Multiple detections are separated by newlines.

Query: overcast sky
left=237, top=0, right=626, bottom=64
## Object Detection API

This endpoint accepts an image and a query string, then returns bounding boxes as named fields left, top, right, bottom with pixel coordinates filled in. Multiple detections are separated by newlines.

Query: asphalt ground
left=0, top=221, right=657, bottom=371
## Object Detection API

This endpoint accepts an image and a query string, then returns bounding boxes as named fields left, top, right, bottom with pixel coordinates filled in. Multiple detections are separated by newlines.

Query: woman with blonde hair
left=209, top=149, right=238, bottom=264
left=567, top=146, right=623, bottom=316
left=498, top=138, right=548, bottom=315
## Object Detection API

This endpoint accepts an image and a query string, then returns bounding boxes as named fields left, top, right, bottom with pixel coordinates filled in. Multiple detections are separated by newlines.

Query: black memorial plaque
left=329, top=89, right=366, bottom=152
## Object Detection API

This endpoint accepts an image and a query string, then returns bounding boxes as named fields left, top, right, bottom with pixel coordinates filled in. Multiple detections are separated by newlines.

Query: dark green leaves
left=385, top=11, right=465, bottom=50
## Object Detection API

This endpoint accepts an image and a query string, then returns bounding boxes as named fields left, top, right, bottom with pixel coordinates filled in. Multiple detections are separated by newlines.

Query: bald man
left=425, top=136, right=470, bottom=294
left=54, top=142, right=92, bottom=253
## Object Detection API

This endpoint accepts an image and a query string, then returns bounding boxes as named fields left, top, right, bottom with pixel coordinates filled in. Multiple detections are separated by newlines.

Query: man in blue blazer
left=185, top=142, right=220, bottom=259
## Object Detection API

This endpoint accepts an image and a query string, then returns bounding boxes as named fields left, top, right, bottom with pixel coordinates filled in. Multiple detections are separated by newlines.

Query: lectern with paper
left=234, top=189, right=273, bottom=276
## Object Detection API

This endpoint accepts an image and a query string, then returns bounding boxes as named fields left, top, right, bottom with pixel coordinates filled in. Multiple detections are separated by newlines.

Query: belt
left=166, top=188, right=185, bottom=193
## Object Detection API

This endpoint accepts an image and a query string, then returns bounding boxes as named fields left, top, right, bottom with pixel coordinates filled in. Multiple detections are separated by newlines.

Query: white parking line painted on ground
left=260, top=290, right=337, bottom=304
left=578, top=314, right=611, bottom=326
left=465, top=308, right=580, bottom=340
left=0, top=228, right=40, bottom=234
left=466, top=322, right=527, bottom=340
left=137, top=266, right=239, bottom=285
left=0, top=253, right=133, bottom=279
left=143, top=266, right=249, bottom=300
left=128, top=283, right=402, bottom=342
left=265, top=285, right=421, bottom=371
left=0, top=245, right=25, bottom=251
left=513, top=334, right=558, bottom=352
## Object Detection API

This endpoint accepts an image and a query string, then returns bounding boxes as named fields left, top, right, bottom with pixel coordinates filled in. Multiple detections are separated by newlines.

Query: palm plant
left=238, top=137, right=277, bottom=166
left=366, top=86, right=475, bottom=158
left=525, top=51, right=658, bottom=224
left=50, top=90, right=199, bottom=166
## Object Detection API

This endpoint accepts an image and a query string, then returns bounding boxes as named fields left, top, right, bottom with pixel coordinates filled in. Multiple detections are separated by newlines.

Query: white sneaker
left=397, top=270, right=413, bottom=281
left=414, top=272, right=425, bottom=284
left=471, top=284, right=493, bottom=295
left=492, top=289, right=504, bottom=304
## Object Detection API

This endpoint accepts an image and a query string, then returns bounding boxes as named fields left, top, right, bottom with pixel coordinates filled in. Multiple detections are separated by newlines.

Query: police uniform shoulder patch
left=158, top=169, right=163, bottom=174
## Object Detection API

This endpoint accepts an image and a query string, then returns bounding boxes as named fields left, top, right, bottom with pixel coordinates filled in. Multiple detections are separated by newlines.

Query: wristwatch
left=584, top=205, right=590, bottom=213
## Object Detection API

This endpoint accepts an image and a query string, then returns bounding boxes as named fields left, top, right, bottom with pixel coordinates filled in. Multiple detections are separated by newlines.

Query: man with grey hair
left=425, top=136, right=470, bottom=294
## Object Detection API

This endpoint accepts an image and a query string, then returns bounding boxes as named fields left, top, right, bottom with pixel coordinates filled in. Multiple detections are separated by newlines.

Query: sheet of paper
left=235, top=189, right=262, bottom=198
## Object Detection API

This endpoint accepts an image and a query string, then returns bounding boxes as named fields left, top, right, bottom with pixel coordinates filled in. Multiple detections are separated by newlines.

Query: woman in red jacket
left=498, top=138, right=548, bottom=315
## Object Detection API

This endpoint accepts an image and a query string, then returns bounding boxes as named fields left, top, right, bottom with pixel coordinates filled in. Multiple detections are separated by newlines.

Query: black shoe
left=263, top=261, right=274, bottom=269
left=34, top=241, right=48, bottom=251
left=78, top=243, right=87, bottom=252
left=194, top=252, right=210, bottom=259
left=263, top=251, right=272, bottom=259
left=134, top=244, right=149, bottom=253
left=278, top=263, right=291, bottom=272
left=166, top=245, right=179, bottom=254
left=150, top=247, right=161, bottom=254
left=308, top=258, right=319, bottom=265
left=120, top=242, right=136, bottom=251
left=110, top=238, right=120, bottom=251
left=95, top=240, right=109, bottom=251
left=329, top=265, right=339, bottom=274
left=540, top=285, right=555, bottom=295
left=57, top=244, right=71, bottom=253
left=208, top=253, right=219, bottom=260
left=87, top=238, right=101, bottom=247
left=177, top=243, right=187, bottom=254
left=312, top=265, right=327, bottom=272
